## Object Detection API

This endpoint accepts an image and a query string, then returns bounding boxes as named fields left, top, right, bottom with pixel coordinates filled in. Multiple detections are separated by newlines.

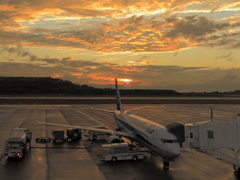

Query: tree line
left=0, top=77, right=180, bottom=96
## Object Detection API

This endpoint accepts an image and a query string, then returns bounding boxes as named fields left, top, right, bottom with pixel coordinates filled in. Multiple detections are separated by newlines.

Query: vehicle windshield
left=160, top=138, right=178, bottom=143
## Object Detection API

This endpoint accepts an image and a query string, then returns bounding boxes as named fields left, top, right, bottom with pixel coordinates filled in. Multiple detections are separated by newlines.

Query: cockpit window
left=146, top=127, right=155, bottom=134
left=160, top=138, right=178, bottom=143
left=173, top=139, right=178, bottom=143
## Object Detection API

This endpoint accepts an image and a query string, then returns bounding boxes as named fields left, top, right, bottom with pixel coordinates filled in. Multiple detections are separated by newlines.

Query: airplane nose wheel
left=234, top=165, right=240, bottom=174
left=163, top=161, right=169, bottom=170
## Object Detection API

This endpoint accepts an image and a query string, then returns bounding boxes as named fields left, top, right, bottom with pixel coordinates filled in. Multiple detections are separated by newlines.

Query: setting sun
left=119, top=79, right=132, bottom=82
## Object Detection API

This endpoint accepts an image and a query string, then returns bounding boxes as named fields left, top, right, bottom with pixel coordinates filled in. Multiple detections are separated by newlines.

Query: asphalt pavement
left=0, top=104, right=240, bottom=180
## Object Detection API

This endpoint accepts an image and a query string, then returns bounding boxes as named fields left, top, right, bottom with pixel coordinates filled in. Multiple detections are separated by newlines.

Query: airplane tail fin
left=115, top=78, right=124, bottom=112
left=210, top=108, right=213, bottom=121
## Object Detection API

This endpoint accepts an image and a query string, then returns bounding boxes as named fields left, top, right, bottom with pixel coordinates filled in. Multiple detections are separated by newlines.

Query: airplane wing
left=90, top=108, right=114, bottom=113
left=127, top=106, right=155, bottom=111
left=37, top=120, right=133, bottom=138
left=91, top=106, right=156, bottom=113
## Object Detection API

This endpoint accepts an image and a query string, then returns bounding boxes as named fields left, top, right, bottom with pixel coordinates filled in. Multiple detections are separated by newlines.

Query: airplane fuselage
left=114, top=110, right=180, bottom=161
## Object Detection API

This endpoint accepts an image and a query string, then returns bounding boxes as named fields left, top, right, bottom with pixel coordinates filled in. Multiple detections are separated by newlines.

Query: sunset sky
left=0, top=0, right=240, bottom=92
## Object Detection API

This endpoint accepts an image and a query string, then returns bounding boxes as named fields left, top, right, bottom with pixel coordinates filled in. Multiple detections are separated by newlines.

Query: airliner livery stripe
left=114, top=113, right=158, bottom=148
left=114, top=114, right=174, bottom=159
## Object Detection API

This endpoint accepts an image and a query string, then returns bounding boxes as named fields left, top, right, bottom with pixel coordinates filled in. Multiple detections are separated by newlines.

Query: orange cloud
left=0, top=0, right=239, bottom=55
left=228, top=64, right=240, bottom=69
left=51, top=74, right=64, bottom=78
left=84, top=73, right=115, bottom=85
left=112, top=66, right=143, bottom=73
left=128, top=60, right=158, bottom=65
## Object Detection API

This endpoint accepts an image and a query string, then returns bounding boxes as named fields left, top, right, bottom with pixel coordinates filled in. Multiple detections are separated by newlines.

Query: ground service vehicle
left=88, top=131, right=109, bottom=140
left=52, top=129, right=65, bottom=142
left=66, top=128, right=81, bottom=141
left=102, top=143, right=149, bottom=161
left=35, top=137, right=51, bottom=142
left=4, top=128, right=32, bottom=158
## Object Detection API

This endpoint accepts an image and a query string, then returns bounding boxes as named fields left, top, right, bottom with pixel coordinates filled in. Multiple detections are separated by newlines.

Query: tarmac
left=1, top=104, right=240, bottom=180
left=1, top=96, right=240, bottom=104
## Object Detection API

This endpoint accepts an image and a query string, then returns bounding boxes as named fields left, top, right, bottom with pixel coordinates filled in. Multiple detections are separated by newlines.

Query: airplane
left=37, top=78, right=181, bottom=169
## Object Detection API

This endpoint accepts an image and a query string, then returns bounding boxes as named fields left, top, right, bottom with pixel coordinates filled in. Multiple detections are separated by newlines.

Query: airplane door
left=207, top=130, right=214, bottom=148
left=152, top=132, right=158, bottom=146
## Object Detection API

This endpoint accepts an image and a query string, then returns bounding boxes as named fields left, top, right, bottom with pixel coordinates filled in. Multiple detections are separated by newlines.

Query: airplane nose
left=169, top=145, right=181, bottom=158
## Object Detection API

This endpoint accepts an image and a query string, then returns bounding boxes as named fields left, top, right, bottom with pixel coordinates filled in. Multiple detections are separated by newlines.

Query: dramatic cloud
left=0, top=0, right=239, bottom=91
left=1, top=57, right=240, bottom=91
left=0, top=0, right=239, bottom=52
left=1, top=45, right=37, bottom=61
left=215, top=52, right=234, bottom=61
left=165, top=16, right=216, bottom=39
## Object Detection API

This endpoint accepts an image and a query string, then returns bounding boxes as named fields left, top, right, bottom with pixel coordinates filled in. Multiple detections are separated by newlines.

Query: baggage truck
left=36, top=129, right=81, bottom=143
left=101, top=143, right=149, bottom=161
left=52, top=129, right=65, bottom=142
left=4, top=128, right=32, bottom=158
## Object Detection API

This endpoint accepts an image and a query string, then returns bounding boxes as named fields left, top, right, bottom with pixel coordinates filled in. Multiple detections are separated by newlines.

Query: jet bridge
left=180, top=112, right=240, bottom=174
left=166, top=122, right=185, bottom=147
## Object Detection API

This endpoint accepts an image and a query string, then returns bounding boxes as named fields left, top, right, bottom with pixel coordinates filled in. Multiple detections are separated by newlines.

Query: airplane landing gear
left=234, top=165, right=240, bottom=174
left=163, top=161, right=169, bottom=170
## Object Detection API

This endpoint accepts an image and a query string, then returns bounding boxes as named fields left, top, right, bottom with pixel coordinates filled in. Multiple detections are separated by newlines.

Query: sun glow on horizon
left=119, top=78, right=132, bottom=82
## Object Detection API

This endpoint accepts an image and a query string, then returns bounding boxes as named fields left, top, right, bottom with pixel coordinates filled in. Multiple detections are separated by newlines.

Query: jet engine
left=107, top=135, right=124, bottom=143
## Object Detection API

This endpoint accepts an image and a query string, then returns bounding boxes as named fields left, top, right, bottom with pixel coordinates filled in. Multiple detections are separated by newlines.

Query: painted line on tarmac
left=76, top=109, right=112, bottom=130
left=31, top=146, right=86, bottom=149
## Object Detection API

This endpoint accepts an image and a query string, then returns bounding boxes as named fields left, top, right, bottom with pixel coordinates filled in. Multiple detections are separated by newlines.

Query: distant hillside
left=0, top=77, right=94, bottom=95
left=0, top=77, right=181, bottom=96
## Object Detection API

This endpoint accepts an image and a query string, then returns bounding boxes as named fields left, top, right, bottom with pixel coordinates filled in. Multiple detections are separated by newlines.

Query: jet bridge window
left=160, top=138, right=178, bottom=143
left=190, top=132, right=193, bottom=138
left=207, top=130, right=214, bottom=139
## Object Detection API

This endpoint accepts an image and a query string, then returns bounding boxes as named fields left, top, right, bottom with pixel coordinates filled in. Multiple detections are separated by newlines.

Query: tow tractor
left=101, top=143, right=149, bottom=161
left=66, top=128, right=81, bottom=141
